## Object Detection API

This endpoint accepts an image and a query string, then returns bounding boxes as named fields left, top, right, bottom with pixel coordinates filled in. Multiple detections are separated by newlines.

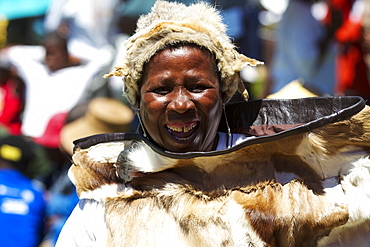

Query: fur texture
left=69, top=106, right=370, bottom=246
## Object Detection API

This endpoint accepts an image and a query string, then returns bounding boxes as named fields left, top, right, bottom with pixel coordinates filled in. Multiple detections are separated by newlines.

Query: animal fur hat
left=105, top=0, right=263, bottom=106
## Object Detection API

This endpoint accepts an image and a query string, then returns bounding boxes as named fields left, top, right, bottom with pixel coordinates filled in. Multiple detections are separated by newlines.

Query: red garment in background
left=324, top=0, right=370, bottom=98
left=0, top=78, right=24, bottom=135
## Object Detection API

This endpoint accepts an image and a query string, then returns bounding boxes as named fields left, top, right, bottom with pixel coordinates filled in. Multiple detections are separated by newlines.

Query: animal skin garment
left=70, top=96, right=370, bottom=246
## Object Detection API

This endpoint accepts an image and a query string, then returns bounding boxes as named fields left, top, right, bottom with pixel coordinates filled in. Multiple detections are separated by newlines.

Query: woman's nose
left=167, top=89, right=195, bottom=114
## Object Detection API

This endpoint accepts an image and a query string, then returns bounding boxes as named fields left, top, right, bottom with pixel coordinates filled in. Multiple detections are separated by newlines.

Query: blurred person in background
left=33, top=112, right=70, bottom=190
left=37, top=97, right=135, bottom=247
left=0, top=54, right=25, bottom=135
left=266, top=0, right=339, bottom=98
left=0, top=135, right=46, bottom=247
left=1, top=31, right=112, bottom=139
left=43, top=0, right=117, bottom=61
left=34, top=111, right=78, bottom=247
left=43, top=0, right=118, bottom=100
left=363, top=0, right=370, bottom=63
left=324, top=0, right=370, bottom=99
left=363, top=0, right=370, bottom=69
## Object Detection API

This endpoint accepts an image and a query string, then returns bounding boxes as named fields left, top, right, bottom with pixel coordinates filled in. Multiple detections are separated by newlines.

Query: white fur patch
left=319, top=157, right=370, bottom=246
left=227, top=200, right=265, bottom=246
left=340, top=156, right=370, bottom=226
left=79, top=183, right=134, bottom=203
left=85, top=141, right=129, bottom=162
left=127, top=142, right=177, bottom=173
left=297, top=133, right=366, bottom=179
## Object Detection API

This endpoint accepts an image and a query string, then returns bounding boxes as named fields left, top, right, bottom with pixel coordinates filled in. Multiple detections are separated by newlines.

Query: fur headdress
left=104, top=0, right=263, bottom=106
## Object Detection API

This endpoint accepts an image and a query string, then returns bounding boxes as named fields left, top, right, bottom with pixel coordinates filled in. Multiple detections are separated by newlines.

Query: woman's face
left=139, top=46, right=223, bottom=153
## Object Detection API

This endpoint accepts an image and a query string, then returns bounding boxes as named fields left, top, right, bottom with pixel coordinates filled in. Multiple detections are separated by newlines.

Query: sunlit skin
left=139, top=45, right=224, bottom=153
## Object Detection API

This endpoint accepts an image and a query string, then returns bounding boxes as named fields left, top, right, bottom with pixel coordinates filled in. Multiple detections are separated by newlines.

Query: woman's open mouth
left=165, top=121, right=198, bottom=142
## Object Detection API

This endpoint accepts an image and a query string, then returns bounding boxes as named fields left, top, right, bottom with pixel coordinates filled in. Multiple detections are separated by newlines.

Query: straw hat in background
left=266, top=79, right=318, bottom=99
left=60, top=97, right=135, bottom=155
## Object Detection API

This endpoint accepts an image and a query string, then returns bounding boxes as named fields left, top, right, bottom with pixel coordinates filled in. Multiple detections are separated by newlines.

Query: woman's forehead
left=162, top=43, right=215, bottom=58
left=142, top=45, right=219, bottom=79
left=151, top=46, right=213, bottom=63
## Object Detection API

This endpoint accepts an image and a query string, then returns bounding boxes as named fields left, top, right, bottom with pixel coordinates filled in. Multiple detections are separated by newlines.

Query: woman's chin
left=164, top=136, right=197, bottom=153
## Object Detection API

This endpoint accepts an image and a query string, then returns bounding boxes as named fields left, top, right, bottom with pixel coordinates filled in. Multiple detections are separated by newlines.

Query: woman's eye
left=153, top=87, right=170, bottom=95
left=189, top=85, right=207, bottom=93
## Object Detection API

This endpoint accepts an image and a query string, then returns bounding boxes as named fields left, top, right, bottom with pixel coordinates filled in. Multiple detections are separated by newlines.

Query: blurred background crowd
left=0, top=0, right=369, bottom=246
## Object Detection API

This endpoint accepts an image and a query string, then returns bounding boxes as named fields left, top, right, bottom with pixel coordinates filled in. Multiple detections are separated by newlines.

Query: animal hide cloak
left=69, top=96, right=370, bottom=247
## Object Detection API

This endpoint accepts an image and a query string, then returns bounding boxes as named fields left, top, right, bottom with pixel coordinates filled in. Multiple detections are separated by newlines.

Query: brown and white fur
left=69, top=106, right=370, bottom=246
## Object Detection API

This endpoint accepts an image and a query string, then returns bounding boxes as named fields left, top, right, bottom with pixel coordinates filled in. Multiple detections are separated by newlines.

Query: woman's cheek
left=200, top=92, right=222, bottom=110
left=141, top=96, right=167, bottom=119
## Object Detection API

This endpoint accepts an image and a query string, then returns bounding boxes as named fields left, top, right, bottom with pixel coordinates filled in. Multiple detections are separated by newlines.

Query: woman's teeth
left=166, top=122, right=197, bottom=133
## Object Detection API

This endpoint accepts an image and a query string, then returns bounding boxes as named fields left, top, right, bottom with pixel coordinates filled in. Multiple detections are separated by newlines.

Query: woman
left=56, top=1, right=370, bottom=246
left=56, top=1, right=261, bottom=245
left=103, top=2, right=262, bottom=154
